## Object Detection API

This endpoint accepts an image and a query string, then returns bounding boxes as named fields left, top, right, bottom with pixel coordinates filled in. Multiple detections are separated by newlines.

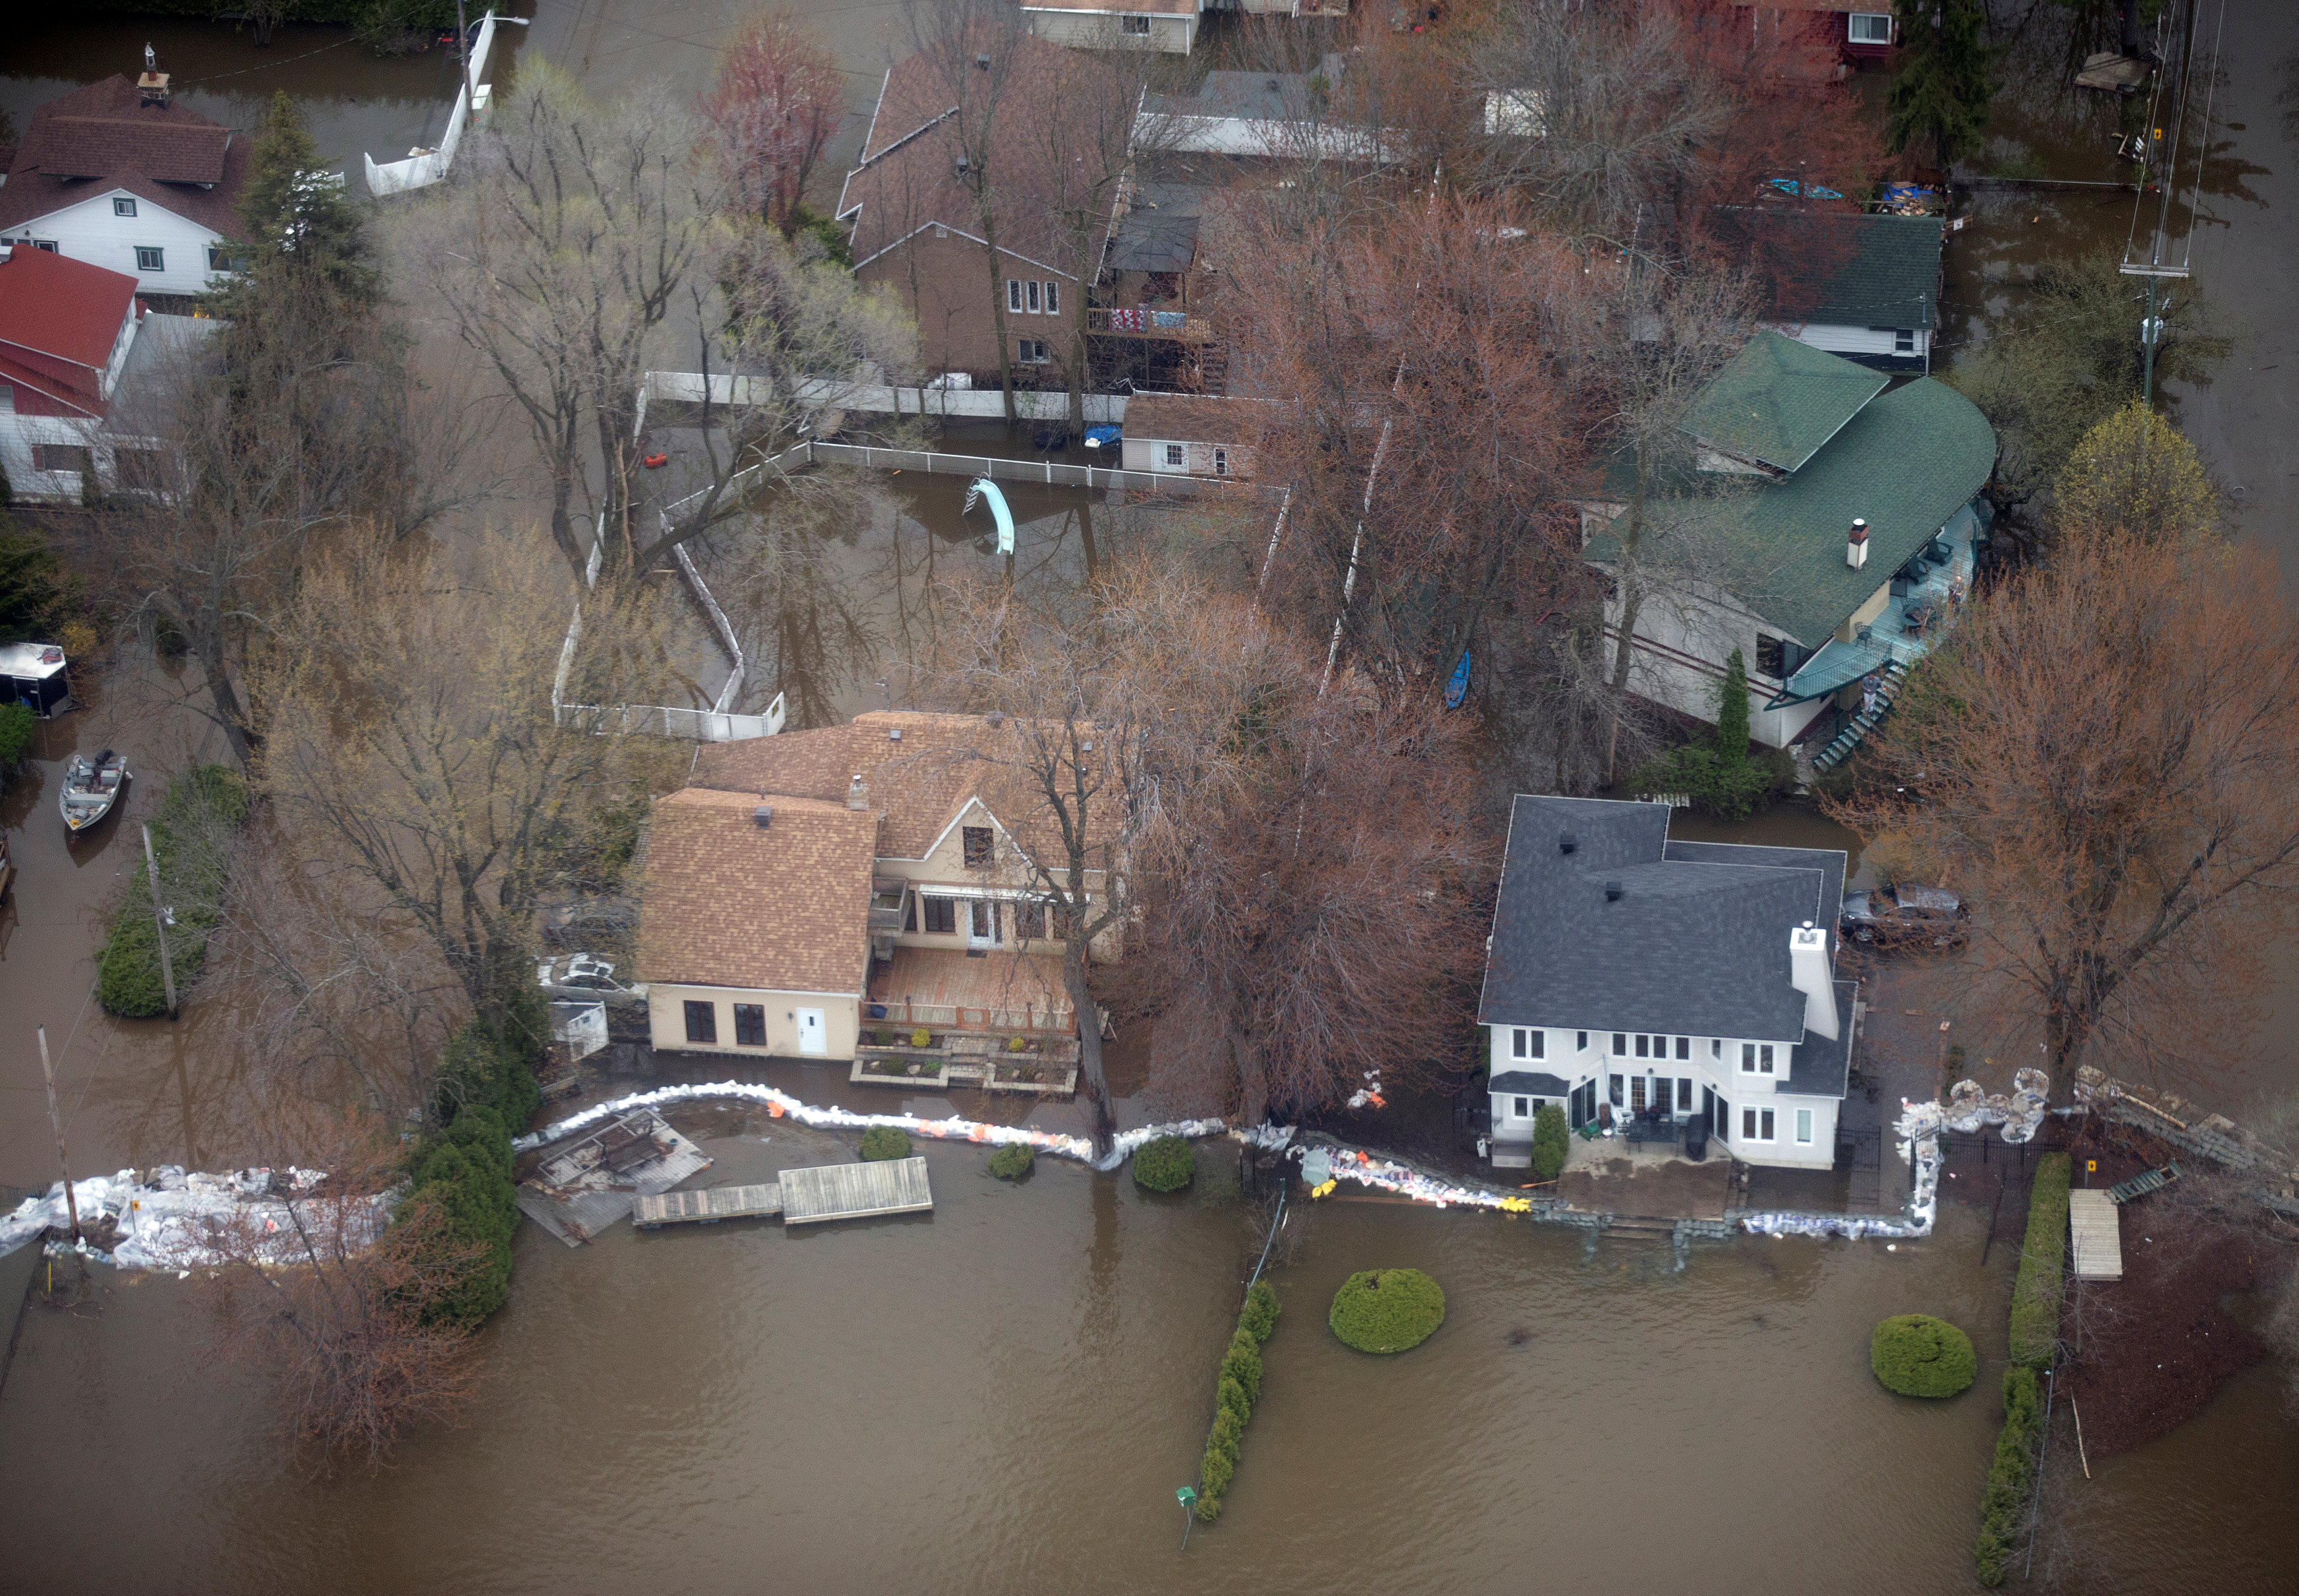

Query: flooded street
left=3, top=4, right=2298, bottom=1592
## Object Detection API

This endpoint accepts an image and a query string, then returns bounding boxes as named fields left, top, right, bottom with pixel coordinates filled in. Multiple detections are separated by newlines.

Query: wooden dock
left=629, top=1157, right=934, bottom=1231
left=780, top=1157, right=934, bottom=1225
left=633, top=1183, right=784, bottom=1228
left=2069, top=1189, right=2124, bottom=1281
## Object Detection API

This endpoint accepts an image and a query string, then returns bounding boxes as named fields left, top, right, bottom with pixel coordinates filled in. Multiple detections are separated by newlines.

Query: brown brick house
left=637, top=712, right=1111, bottom=1063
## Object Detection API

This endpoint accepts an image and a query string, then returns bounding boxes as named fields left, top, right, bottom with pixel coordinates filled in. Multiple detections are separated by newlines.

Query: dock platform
left=628, top=1157, right=934, bottom=1231
left=2069, top=1188, right=2124, bottom=1281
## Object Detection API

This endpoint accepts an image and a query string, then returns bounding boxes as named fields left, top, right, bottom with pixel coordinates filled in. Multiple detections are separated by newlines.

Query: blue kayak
left=1444, top=650, right=1471, bottom=709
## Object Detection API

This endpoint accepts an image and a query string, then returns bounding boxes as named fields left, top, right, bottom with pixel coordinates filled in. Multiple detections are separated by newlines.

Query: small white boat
left=60, top=749, right=129, bottom=843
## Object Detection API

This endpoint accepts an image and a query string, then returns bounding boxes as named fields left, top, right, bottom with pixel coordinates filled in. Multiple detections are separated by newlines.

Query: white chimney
left=847, top=773, right=868, bottom=810
left=1789, top=922, right=1839, bottom=1041
left=1847, top=518, right=1870, bottom=571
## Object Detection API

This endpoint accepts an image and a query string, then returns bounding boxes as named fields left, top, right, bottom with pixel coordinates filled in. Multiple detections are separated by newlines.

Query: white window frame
left=1710, top=1038, right=1722, bottom=1059
left=1121, top=14, right=1153, bottom=34
left=1213, top=447, right=1229, bottom=477
left=1760, top=1044, right=1775, bottom=1075
left=1848, top=12, right=1892, bottom=46
left=1613, top=1032, right=1628, bottom=1056
left=135, top=246, right=164, bottom=272
left=1026, top=279, right=1042, bottom=314
left=1741, top=1042, right=1756, bottom=1073
left=1043, top=280, right=1059, bottom=316
left=1017, top=338, right=1050, bottom=365
left=1008, top=278, right=1024, bottom=314
left=1796, top=1108, right=1814, bottom=1144
left=1742, top=1107, right=1777, bottom=1142
left=1512, top=1096, right=1530, bottom=1119
left=1163, top=442, right=1184, bottom=468
left=1894, top=328, right=1917, bottom=353
left=114, top=197, right=138, bottom=217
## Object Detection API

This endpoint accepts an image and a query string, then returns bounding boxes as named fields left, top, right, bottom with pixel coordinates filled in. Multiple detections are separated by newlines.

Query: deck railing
left=868, top=997, right=1075, bottom=1035
left=1087, top=307, right=1213, bottom=342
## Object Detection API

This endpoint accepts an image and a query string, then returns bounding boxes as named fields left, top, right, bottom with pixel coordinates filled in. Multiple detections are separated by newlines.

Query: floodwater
left=5, top=3, right=2299, bottom=1591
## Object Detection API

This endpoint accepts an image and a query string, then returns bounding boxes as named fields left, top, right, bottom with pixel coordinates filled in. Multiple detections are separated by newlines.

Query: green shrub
left=1215, top=1374, right=1251, bottom=1425
left=1239, top=1279, right=1281, bottom=1342
left=408, top=1137, right=516, bottom=1329
left=1006, top=1034, right=1029, bottom=1052
left=2008, top=1153, right=2072, bottom=1367
left=1975, top=1367, right=2047, bottom=1585
left=0, top=702, right=33, bottom=770
left=1530, top=1103, right=1569, bottom=1182
left=987, top=1143, right=1034, bottom=1181
left=1208, top=1406, right=1243, bottom=1466
left=1329, top=1268, right=1446, bottom=1354
left=1870, top=1314, right=1977, bottom=1398
left=94, top=765, right=250, bottom=1017
left=859, top=1126, right=912, bottom=1161
left=1131, top=1134, right=1195, bottom=1192
left=1197, top=1443, right=1233, bottom=1513
left=1220, top=1329, right=1262, bottom=1408
left=910, top=1027, right=931, bottom=1048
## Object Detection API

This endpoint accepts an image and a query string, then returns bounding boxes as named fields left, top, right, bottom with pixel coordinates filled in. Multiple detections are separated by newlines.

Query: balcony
left=1088, top=306, right=1213, bottom=343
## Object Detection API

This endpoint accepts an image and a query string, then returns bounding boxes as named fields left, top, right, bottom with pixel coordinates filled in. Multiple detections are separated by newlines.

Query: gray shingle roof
left=1680, top=332, right=1885, bottom=473
left=1490, top=1071, right=1569, bottom=1096
left=1477, top=797, right=1844, bottom=1044
left=1734, top=209, right=1944, bottom=330
left=1782, top=981, right=1857, bottom=1099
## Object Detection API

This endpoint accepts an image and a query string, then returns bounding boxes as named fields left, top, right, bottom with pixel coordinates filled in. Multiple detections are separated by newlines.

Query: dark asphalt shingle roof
left=1490, top=1071, right=1570, bottom=1096
left=1783, top=982, right=1858, bottom=1099
left=1478, top=797, right=1846, bottom=1044
left=1734, top=208, right=1944, bottom=330
left=1681, top=331, right=1886, bottom=473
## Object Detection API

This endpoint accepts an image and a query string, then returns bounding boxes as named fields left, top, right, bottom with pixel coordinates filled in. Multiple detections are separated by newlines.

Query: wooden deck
left=870, top=946, right=1073, bottom=1034
left=2069, top=1189, right=2124, bottom=1281
left=633, top=1183, right=784, bottom=1228
left=780, top=1157, right=935, bottom=1225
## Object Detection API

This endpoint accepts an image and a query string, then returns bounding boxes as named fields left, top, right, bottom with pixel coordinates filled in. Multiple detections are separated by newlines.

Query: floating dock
left=632, top=1157, right=933, bottom=1231
left=2069, top=1189, right=2124, bottom=1281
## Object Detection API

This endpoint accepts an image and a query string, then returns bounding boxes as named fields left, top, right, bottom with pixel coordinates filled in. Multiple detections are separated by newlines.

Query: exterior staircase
left=1812, top=657, right=1909, bottom=773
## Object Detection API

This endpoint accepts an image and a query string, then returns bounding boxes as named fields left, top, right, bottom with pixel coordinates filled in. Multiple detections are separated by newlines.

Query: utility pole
left=142, top=823, right=178, bottom=1019
left=38, top=1027, right=81, bottom=1243
left=2119, top=262, right=2184, bottom=404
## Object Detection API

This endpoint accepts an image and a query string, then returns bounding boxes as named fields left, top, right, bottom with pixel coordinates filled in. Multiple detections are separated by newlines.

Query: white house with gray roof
left=1477, top=795, right=1856, bottom=1172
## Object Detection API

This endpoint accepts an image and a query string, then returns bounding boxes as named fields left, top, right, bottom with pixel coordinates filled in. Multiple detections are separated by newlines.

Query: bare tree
left=700, top=7, right=845, bottom=236
left=1829, top=533, right=2299, bottom=1104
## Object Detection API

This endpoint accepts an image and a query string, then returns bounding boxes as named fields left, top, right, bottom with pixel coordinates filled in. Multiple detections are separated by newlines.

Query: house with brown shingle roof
left=636, top=712, right=1107, bottom=1065
left=0, top=73, right=252, bottom=301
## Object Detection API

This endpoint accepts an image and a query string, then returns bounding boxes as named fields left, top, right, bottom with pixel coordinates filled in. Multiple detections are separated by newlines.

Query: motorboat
left=60, top=749, right=129, bottom=843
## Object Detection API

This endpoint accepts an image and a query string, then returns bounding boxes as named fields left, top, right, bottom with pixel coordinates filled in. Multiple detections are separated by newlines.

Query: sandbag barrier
left=516, top=1080, right=1228, bottom=1172
left=0, top=1166, right=386, bottom=1272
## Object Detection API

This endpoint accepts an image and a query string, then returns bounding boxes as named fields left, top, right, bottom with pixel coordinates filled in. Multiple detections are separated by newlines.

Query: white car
left=537, top=953, right=648, bottom=1005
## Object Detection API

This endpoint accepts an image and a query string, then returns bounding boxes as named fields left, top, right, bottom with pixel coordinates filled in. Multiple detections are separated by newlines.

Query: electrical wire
left=2177, top=0, right=2228, bottom=273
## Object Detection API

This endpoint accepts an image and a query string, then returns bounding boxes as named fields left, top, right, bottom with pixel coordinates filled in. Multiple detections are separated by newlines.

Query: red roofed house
left=836, top=35, right=1128, bottom=389
left=0, top=240, right=211, bottom=503
left=0, top=72, right=252, bottom=301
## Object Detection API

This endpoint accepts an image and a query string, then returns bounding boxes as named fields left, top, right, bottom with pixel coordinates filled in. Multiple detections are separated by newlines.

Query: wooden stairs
left=2106, top=1161, right=2181, bottom=1204
left=1812, top=657, right=1909, bottom=773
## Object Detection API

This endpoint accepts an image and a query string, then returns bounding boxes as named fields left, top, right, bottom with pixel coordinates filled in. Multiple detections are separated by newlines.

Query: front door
left=796, top=1008, right=826, bottom=1055
left=1629, top=1075, right=1648, bottom=1114
left=968, top=899, right=997, bottom=952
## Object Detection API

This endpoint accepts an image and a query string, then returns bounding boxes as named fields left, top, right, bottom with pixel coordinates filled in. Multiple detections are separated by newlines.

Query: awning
left=1490, top=1070, right=1569, bottom=1097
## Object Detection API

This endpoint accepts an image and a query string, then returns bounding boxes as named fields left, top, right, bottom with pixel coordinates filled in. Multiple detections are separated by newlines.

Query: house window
left=1012, top=899, right=1046, bottom=939
left=1755, top=632, right=1804, bottom=680
left=1121, top=14, right=1152, bottom=33
left=1894, top=328, right=1917, bottom=354
left=1017, top=338, right=1050, bottom=365
left=1848, top=12, right=1892, bottom=45
left=1043, top=280, right=1058, bottom=315
left=1213, top=447, right=1229, bottom=476
left=1710, top=1038, right=1722, bottom=1058
left=1026, top=279, right=1042, bottom=313
left=0, top=384, right=11, bottom=414
left=206, top=244, right=237, bottom=273
left=135, top=246, right=164, bottom=272
left=1008, top=278, right=1023, bottom=313
left=1678, top=1078, right=1693, bottom=1111
left=1634, top=1034, right=1650, bottom=1059
left=1512, top=1096, right=1530, bottom=1119
left=1674, top=1036, right=1689, bottom=1061
left=1613, top=1033, right=1628, bottom=1056
left=734, top=1004, right=767, bottom=1046
left=684, top=1000, right=717, bottom=1044
left=1608, top=1074, right=1624, bottom=1106
left=32, top=445, right=93, bottom=476
left=114, top=197, right=138, bottom=217
left=1511, top=1029, right=1527, bottom=1059
left=1716, top=1097, right=1730, bottom=1140
left=923, top=895, right=958, bottom=934
left=30, top=240, right=58, bottom=253
left=1760, top=1044, right=1775, bottom=1074
left=1576, top=1031, right=1588, bottom=1052
left=1163, top=443, right=1185, bottom=468
left=1796, top=1107, right=1814, bottom=1144
left=1743, top=1107, right=1777, bottom=1142
left=962, top=825, right=994, bottom=867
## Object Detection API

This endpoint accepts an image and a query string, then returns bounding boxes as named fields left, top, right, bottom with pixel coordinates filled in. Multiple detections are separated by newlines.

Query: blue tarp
left=1083, top=425, right=1121, bottom=449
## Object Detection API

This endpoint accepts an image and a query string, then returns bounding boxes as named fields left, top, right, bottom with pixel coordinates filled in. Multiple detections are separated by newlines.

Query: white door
left=796, top=1008, right=826, bottom=1055
left=967, top=900, right=996, bottom=952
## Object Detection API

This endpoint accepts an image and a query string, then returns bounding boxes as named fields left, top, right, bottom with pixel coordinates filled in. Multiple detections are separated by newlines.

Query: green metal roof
left=1590, top=376, right=1998, bottom=651
left=1680, top=331, right=1887, bottom=474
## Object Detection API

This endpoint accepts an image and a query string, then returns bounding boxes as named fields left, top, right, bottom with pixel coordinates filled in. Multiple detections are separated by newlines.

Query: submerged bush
left=95, top=765, right=251, bottom=1017
left=987, top=1143, right=1033, bottom=1180
left=1197, top=1283, right=1282, bottom=1522
left=1131, top=1135, right=1194, bottom=1192
left=1871, top=1314, right=1977, bottom=1398
left=858, top=1126, right=912, bottom=1161
left=1239, top=1279, right=1282, bottom=1342
left=1329, top=1268, right=1446, bottom=1354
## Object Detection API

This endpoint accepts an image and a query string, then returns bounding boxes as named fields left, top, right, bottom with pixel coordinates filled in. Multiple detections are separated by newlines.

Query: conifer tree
left=1714, top=647, right=1752, bottom=765
left=1886, top=0, right=1999, bottom=167
left=231, top=91, right=376, bottom=315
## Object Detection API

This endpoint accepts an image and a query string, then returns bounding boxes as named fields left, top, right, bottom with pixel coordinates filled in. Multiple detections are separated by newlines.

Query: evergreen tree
left=1714, top=647, right=1752, bottom=765
left=230, top=91, right=377, bottom=315
left=1887, top=0, right=2000, bottom=167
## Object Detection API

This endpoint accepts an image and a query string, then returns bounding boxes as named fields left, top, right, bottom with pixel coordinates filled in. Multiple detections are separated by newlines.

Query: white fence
left=363, top=13, right=524, bottom=197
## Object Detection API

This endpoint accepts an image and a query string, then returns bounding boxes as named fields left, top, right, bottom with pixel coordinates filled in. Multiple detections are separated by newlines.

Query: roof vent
left=887, top=726, right=903, bottom=742
left=1559, top=831, right=1577, bottom=855
left=1604, top=879, right=1623, bottom=902
left=975, top=51, right=992, bottom=70
left=752, top=805, right=773, bottom=830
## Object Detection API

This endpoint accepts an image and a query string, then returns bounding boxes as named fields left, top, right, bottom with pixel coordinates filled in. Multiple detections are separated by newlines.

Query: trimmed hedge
left=95, top=765, right=250, bottom=1017
left=1975, top=1367, right=2045, bottom=1585
left=1131, top=1134, right=1195, bottom=1192
left=2009, top=1153, right=2072, bottom=1367
left=1530, top=1103, right=1569, bottom=1182
left=987, top=1143, right=1033, bottom=1180
left=1195, top=1282, right=1281, bottom=1522
left=859, top=1126, right=912, bottom=1161
left=1871, top=1314, right=1977, bottom=1398
left=1328, top=1268, right=1446, bottom=1354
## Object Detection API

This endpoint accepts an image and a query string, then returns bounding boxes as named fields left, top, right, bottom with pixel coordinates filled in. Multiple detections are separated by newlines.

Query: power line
left=2178, top=0, right=2227, bottom=273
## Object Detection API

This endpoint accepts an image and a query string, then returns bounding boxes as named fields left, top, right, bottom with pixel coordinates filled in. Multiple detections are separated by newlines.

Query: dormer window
left=962, top=825, right=993, bottom=867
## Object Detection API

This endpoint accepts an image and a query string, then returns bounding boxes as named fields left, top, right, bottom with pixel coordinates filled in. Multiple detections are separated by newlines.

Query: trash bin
left=1684, top=1116, right=1709, bottom=1162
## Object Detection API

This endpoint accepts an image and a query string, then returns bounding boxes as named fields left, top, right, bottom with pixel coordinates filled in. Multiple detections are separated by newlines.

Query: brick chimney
left=1847, top=518, right=1870, bottom=571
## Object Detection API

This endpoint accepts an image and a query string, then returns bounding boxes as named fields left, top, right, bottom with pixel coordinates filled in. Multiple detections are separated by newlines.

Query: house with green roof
left=1735, top=210, right=1944, bottom=371
left=1584, top=331, right=1996, bottom=761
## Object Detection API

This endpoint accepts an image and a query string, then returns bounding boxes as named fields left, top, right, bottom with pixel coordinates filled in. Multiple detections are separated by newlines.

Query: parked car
left=1840, top=884, right=1969, bottom=948
left=537, top=952, right=648, bottom=1005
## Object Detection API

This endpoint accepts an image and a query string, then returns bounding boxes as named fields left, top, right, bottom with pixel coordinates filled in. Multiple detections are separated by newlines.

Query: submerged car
left=536, top=952, right=648, bottom=1004
left=1840, top=884, right=1969, bottom=948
